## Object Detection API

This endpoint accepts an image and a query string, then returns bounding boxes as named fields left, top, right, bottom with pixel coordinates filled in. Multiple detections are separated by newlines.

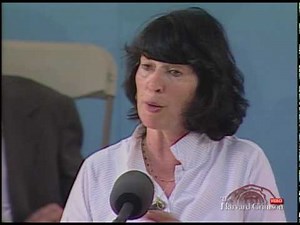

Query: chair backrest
left=2, top=40, right=117, bottom=147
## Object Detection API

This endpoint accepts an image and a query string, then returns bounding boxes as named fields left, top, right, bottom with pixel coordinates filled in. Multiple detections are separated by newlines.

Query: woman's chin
left=141, top=120, right=164, bottom=130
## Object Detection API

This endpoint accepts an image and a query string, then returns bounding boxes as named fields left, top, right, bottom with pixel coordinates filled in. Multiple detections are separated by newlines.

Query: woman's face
left=135, top=55, right=198, bottom=131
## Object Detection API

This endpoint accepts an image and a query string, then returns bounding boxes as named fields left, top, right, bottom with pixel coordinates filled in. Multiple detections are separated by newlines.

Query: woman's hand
left=144, top=210, right=180, bottom=222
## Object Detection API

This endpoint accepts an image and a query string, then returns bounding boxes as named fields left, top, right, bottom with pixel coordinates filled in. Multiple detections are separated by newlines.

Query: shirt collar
left=170, top=131, right=213, bottom=170
left=127, top=124, right=146, bottom=171
left=128, top=124, right=214, bottom=171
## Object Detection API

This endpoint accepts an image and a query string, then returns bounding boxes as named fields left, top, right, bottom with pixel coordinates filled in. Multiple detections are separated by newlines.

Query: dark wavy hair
left=123, top=7, right=249, bottom=141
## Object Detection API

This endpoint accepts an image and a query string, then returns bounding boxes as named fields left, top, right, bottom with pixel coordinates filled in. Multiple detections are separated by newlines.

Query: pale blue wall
left=3, top=3, right=297, bottom=222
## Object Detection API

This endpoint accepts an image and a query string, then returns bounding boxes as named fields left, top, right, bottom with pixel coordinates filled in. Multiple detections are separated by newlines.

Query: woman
left=61, top=7, right=286, bottom=222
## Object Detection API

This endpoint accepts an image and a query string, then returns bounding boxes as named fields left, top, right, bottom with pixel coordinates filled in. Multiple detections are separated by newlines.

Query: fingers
left=144, top=210, right=180, bottom=222
left=25, top=203, right=63, bottom=222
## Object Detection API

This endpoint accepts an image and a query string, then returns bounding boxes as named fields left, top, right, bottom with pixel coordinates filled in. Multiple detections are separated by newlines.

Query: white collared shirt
left=61, top=124, right=286, bottom=222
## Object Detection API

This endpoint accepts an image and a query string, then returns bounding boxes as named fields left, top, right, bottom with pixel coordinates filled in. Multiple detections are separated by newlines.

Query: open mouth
left=145, top=102, right=164, bottom=113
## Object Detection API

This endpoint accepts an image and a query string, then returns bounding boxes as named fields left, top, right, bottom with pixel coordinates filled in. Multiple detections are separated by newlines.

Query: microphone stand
left=112, top=202, right=134, bottom=223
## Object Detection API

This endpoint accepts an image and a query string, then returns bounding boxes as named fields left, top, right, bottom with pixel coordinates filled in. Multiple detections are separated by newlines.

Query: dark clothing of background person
left=2, top=75, right=84, bottom=222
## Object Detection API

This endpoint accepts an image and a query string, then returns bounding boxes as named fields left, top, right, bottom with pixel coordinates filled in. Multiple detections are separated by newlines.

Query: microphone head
left=110, top=170, right=154, bottom=220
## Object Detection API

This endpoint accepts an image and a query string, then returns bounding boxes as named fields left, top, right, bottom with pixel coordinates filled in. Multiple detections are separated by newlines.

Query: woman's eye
left=168, top=69, right=182, bottom=77
left=140, top=64, right=152, bottom=71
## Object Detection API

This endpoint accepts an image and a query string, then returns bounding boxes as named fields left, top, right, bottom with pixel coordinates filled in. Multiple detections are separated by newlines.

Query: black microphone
left=110, top=170, right=154, bottom=223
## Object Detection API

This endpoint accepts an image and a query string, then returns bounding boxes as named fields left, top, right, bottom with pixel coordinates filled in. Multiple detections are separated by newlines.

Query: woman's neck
left=145, top=127, right=189, bottom=156
left=142, top=127, right=187, bottom=197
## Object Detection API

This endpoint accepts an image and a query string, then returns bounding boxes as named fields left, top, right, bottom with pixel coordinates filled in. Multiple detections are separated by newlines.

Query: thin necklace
left=141, top=137, right=175, bottom=210
left=141, top=137, right=175, bottom=183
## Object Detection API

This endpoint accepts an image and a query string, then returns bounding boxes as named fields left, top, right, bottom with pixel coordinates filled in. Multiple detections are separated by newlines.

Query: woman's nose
left=146, top=71, right=165, bottom=93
